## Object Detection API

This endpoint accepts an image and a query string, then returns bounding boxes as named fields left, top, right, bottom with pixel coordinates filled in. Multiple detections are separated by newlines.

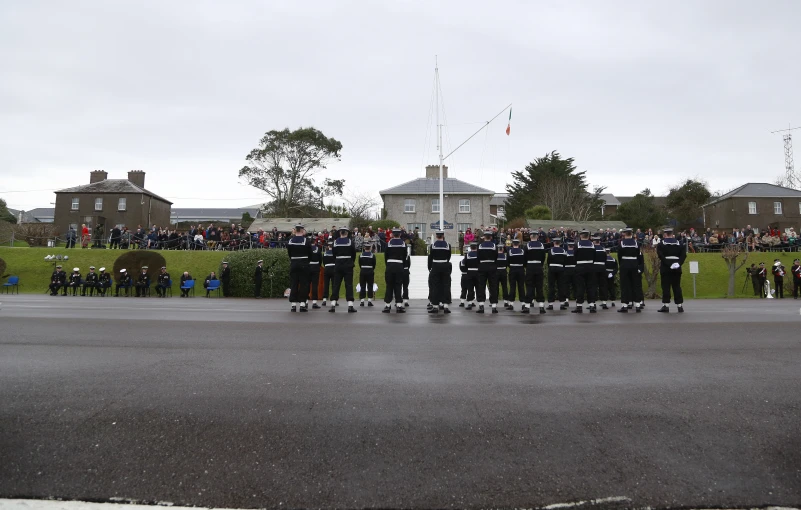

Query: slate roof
left=247, top=217, right=347, bottom=233
left=380, top=178, right=494, bottom=195
left=525, top=219, right=629, bottom=231
left=171, top=208, right=260, bottom=221
left=704, top=183, right=801, bottom=206
left=56, top=179, right=172, bottom=204
left=616, top=195, right=668, bottom=208
left=599, top=193, right=621, bottom=206
left=7, top=207, right=55, bottom=223
left=489, top=193, right=509, bottom=206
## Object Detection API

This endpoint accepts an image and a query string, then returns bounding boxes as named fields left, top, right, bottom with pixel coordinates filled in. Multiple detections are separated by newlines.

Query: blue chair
left=180, top=279, right=195, bottom=297
left=205, top=279, right=221, bottom=297
left=2, top=276, right=20, bottom=294
left=165, top=279, right=173, bottom=297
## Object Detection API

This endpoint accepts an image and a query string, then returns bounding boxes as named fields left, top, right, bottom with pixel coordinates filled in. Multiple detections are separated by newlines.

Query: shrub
left=504, top=217, right=527, bottom=230
left=113, top=251, right=167, bottom=284
left=525, top=205, right=552, bottom=220
left=14, top=223, right=57, bottom=247
left=0, top=257, right=6, bottom=279
left=219, top=249, right=289, bottom=298
left=371, top=219, right=400, bottom=231
left=412, top=238, right=427, bottom=256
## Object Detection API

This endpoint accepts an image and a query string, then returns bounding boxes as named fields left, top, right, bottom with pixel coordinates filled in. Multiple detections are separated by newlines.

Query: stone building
left=379, top=165, right=495, bottom=245
left=701, top=182, right=801, bottom=231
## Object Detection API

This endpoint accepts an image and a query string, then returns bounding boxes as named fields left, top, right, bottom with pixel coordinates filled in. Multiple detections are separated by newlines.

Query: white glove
left=670, top=263, right=680, bottom=270
left=607, top=273, right=613, bottom=279
left=638, top=269, right=642, bottom=274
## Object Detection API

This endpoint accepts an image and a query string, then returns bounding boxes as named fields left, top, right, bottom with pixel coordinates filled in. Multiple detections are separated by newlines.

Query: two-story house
left=702, top=182, right=801, bottom=231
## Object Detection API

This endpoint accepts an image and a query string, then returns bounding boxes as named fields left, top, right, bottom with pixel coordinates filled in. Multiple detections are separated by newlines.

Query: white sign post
left=689, top=261, right=699, bottom=298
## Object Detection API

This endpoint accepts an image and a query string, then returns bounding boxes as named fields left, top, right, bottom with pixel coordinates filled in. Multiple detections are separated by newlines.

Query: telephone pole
left=771, top=124, right=801, bottom=189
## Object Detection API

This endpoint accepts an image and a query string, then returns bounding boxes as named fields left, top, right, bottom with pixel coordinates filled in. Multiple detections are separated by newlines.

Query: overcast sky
left=1, top=0, right=800, bottom=212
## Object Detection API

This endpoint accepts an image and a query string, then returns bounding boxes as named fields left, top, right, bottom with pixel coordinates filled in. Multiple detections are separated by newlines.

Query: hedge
left=219, top=249, right=290, bottom=298
left=113, top=251, right=167, bottom=284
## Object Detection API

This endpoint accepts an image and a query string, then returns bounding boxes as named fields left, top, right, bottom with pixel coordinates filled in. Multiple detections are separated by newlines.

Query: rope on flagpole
left=443, top=103, right=511, bottom=161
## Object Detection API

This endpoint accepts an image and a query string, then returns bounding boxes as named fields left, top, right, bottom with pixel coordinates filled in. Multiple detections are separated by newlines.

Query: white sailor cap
left=73, top=267, right=80, bottom=271
left=99, top=267, right=106, bottom=271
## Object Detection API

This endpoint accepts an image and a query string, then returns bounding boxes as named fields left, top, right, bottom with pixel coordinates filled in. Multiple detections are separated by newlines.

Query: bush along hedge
left=220, top=249, right=290, bottom=298
left=113, top=251, right=167, bottom=285
left=0, top=257, right=7, bottom=281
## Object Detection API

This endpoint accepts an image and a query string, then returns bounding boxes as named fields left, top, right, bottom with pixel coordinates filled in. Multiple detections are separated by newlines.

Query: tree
left=505, top=151, right=604, bottom=221
left=342, top=191, right=379, bottom=231
left=722, top=244, right=749, bottom=297
left=0, top=199, right=17, bottom=224
left=525, top=205, right=552, bottom=220
left=640, top=245, right=661, bottom=299
left=239, top=127, right=344, bottom=217
left=666, top=179, right=711, bottom=228
left=612, top=189, right=666, bottom=231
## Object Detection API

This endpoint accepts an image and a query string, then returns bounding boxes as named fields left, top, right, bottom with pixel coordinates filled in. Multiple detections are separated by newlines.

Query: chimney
left=127, top=170, right=146, bottom=188
left=425, top=165, right=448, bottom=179
left=90, top=170, right=108, bottom=183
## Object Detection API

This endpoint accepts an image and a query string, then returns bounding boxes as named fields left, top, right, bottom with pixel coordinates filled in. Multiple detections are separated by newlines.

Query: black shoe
left=299, top=307, right=308, bottom=312
left=290, top=307, right=296, bottom=312
left=359, top=302, right=364, bottom=307
left=658, top=305, right=669, bottom=313
left=559, top=305, right=568, bottom=310
left=476, top=306, right=484, bottom=314
left=443, top=308, right=451, bottom=314
left=571, top=308, right=583, bottom=314
left=546, top=305, right=554, bottom=310
left=677, top=307, right=684, bottom=313
left=368, top=301, right=374, bottom=307
left=466, top=304, right=473, bottom=310
left=459, top=303, right=465, bottom=308
left=329, top=307, right=335, bottom=313
left=539, top=307, right=546, bottom=314
left=382, top=307, right=391, bottom=313
left=641, top=303, right=646, bottom=309
left=601, top=304, right=609, bottom=310
left=589, top=308, right=597, bottom=313
left=396, top=307, right=406, bottom=313
left=426, top=304, right=433, bottom=310
left=521, top=307, right=530, bottom=314
left=428, top=308, right=438, bottom=314
left=617, top=307, right=628, bottom=313
left=348, top=306, right=357, bottom=313
left=492, top=307, right=498, bottom=314
left=610, top=302, right=615, bottom=307
left=635, top=307, right=642, bottom=313
left=312, top=304, right=321, bottom=309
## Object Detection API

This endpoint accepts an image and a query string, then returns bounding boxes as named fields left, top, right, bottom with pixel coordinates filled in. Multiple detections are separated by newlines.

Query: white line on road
left=543, top=496, right=631, bottom=509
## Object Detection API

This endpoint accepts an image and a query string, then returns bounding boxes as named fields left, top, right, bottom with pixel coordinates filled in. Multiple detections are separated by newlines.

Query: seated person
left=49, top=264, right=67, bottom=296
left=67, top=268, right=82, bottom=296
left=179, top=271, right=193, bottom=297
left=116, top=269, right=132, bottom=296
left=97, top=267, right=111, bottom=296
left=135, top=266, right=150, bottom=297
left=82, top=266, right=99, bottom=296
left=204, top=271, right=219, bottom=297
left=155, top=266, right=171, bottom=297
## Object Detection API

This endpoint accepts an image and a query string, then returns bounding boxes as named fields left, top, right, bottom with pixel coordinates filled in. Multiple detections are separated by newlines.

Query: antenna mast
left=771, top=124, right=801, bottom=189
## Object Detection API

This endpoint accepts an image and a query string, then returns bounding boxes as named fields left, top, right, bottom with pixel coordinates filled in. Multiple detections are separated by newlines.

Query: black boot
left=658, top=305, right=669, bottom=313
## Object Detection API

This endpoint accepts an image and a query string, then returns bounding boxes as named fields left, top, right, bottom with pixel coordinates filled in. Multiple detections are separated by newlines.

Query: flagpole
left=436, top=57, right=444, bottom=232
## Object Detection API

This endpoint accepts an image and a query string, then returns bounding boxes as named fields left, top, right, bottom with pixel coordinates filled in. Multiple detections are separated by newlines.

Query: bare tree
left=641, top=245, right=661, bottom=299
left=13, top=223, right=57, bottom=247
left=722, top=244, right=749, bottom=297
left=535, top=175, right=604, bottom=222
left=342, top=191, right=379, bottom=220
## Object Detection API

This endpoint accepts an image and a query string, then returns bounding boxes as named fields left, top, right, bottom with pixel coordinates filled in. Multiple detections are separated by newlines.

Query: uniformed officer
left=495, top=244, right=510, bottom=309
left=116, top=269, right=132, bottom=297
left=254, top=259, right=263, bottom=298
left=49, top=264, right=67, bottom=296
left=593, top=234, right=608, bottom=309
left=772, top=259, right=786, bottom=299
left=402, top=246, right=412, bottom=308
left=67, top=267, right=82, bottom=296
left=83, top=266, right=99, bottom=296
left=462, top=241, right=479, bottom=309
left=156, top=266, right=171, bottom=298
left=523, top=232, right=546, bottom=314
left=603, top=248, right=618, bottom=307
left=358, top=241, right=376, bottom=307
left=287, top=224, right=312, bottom=312
left=98, top=267, right=111, bottom=297
left=135, top=266, right=150, bottom=297
left=563, top=240, right=576, bottom=308
left=307, top=237, right=322, bottom=308
left=476, top=230, right=499, bottom=313
left=756, top=262, right=767, bottom=298
left=657, top=227, right=686, bottom=312
left=546, top=237, right=567, bottom=310
left=617, top=228, right=643, bottom=312
left=220, top=261, right=231, bottom=297
left=330, top=226, right=357, bottom=313
left=321, top=239, right=335, bottom=307
left=383, top=227, right=407, bottom=313
left=791, top=258, right=801, bottom=299
left=427, top=230, right=452, bottom=314
left=573, top=230, right=597, bottom=313
left=507, top=239, right=526, bottom=311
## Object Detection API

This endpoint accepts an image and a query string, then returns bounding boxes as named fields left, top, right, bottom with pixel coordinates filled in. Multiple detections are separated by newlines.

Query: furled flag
left=505, top=107, right=512, bottom=135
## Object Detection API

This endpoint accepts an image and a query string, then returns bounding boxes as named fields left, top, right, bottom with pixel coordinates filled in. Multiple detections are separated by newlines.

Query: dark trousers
left=49, top=283, right=63, bottom=295
left=547, top=271, right=565, bottom=303
left=756, top=277, right=766, bottom=298
left=359, top=270, right=375, bottom=299
left=575, top=271, right=596, bottom=305
left=135, top=283, right=148, bottom=297
left=752, top=276, right=761, bottom=296
left=563, top=271, right=576, bottom=300
left=525, top=271, right=545, bottom=304
left=222, top=279, right=230, bottom=297
left=596, top=273, right=609, bottom=301
left=402, top=270, right=410, bottom=301
left=428, top=264, right=452, bottom=305
left=323, top=269, right=335, bottom=301
left=607, top=277, right=617, bottom=301
left=619, top=268, right=643, bottom=305
left=116, top=284, right=129, bottom=296
left=68, top=283, right=80, bottom=296
left=82, top=282, right=96, bottom=296
left=794, top=278, right=801, bottom=298
left=254, top=277, right=262, bottom=298
left=289, top=265, right=310, bottom=304
left=508, top=270, right=525, bottom=302
left=384, top=269, right=403, bottom=304
left=496, top=270, right=509, bottom=302
left=156, top=284, right=169, bottom=297
left=661, top=270, right=683, bottom=304
left=308, top=269, right=320, bottom=301
left=331, top=267, right=354, bottom=302
left=460, top=273, right=476, bottom=301
left=774, top=278, right=784, bottom=298
left=477, top=269, right=498, bottom=304
left=110, top=239, right=120, bottom=249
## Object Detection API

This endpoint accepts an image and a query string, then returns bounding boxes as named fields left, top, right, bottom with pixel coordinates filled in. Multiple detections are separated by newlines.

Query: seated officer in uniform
left=155, top=266, right=171, bottom=298
left=67, top=268, right=82, bottom=296
left=49, top=264, right=67, bottom=296
left=135, top=266, right=150, bottom=297
left=97, top=267, right=111, bottom=296
left=82, top=266, right=99, bottom=296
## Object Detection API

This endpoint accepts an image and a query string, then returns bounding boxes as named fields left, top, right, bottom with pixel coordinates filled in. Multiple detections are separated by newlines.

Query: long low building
left=247, top=217, right=347, bottom=233
left=171, top=207, right=262, bottom=225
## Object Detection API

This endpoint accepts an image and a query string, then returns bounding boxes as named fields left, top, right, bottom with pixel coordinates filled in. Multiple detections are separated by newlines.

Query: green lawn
left=0, top=246, right=796, bottom=299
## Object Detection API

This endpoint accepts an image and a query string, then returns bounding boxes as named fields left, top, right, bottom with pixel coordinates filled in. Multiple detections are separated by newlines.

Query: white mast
left=436, top=57, right=444, bottom=231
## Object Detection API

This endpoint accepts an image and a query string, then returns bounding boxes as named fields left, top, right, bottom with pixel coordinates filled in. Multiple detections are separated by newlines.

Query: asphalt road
left=1, top=295, right=800, bottom=509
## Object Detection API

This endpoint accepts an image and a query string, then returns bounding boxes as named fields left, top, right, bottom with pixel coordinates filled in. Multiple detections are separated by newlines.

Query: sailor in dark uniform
left=83, top=266, right=98, bottom=296
left=358, top=241, right=376, bottom=307
left=67, top=267, right=82, bottom=296
left=155, top=266, right=171, bottom=298
left=495, top=244, right=510, bottom=309
left=220, top=261, right=231, bottom=297
left=604, top=248, right=617, bottom=307
left=475, top=231, right=499, bottom=313
left=573, top=230, right=597, bottom=313
left=322, top=239, right=335, bottom=307
left=383, top=228, right=407, bottom=313
left=593, top=234, right=608, bottom=309
left=116, top=269, right=132, bottom=296
left=563, top=240, right=576, bottom=308
left=617, top=228, right=643, bottom=312
left=507, top=239, right=526, bottom=311
left=402, top=250, right=411, bottom=308
left=330, top=226, right=357, bottom=313
left=427, top=230, right=452, bottom=313
left=459, top=241, right=478, bottom=308
left=524, top=232, right=546, bottom=314
left=135, top=266, right=150, bottom=297
left=546, top=237, right=566, bottom=310
left=49, top=264, right=67, bottom=296
left=657, top=227, right=686, bottom=312
left=286, top=223, right=312, bottom=312
left=756, top=262, right=767, bottom=298
left=307, top=238, right=322, bottom=308
left=254, top=259, right=263, bottom=298
left=792, top=258, right=801, bottom=299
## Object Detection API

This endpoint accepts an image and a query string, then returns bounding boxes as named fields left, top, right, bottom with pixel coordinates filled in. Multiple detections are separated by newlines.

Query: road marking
left=0, top=500, right=239, bottom=510
left=543, top=496, right=631, bottom=509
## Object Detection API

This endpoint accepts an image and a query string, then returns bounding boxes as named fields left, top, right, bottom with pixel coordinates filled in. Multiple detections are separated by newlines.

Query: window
left=459, top=199, right=471, bottom=213
left=94, top=198, right=103, bottom=211
left=68, top=223, right=78, bottom=232
left=431, top=199, right=440, bottom=213
left=498, top=205, right=505, bottom=214
left=748, top=201, right=757, bottom=215
left=118, top=197, right=127, bottom=211
left=774, top=201, right=782, bottom=215
left=407, top=223, right=426, bottom=236
left=457, top=223, right=472, bottom=233
left=71, top=198, right=79, bottom=210
left=403, top=199, right=415, bottom=213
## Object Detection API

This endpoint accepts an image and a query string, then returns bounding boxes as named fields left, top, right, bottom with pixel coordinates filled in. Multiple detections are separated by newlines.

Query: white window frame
left=774, top=201, right=782, bottom=215
left=118, top=197, right=127, bottom=211
left=457, top=223, right=472, bottom=233
left=748, top=201, right=757, bottom=215
left=403, top=199, right=415, bottom=213
left=459, top=199, right=471, bottom=213
left=431, top=198, right=440, bottom=213
left=71, top=197, right=79, bottom=210
left=94, top=198, right=103, bottom=211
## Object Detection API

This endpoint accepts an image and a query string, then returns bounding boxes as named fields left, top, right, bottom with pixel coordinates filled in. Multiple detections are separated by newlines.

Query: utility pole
left=771, top=124, right=801, bottom=189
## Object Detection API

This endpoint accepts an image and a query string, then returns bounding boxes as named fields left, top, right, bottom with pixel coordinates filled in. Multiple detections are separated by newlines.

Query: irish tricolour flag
left=505, top=108, right=512, bottom=135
